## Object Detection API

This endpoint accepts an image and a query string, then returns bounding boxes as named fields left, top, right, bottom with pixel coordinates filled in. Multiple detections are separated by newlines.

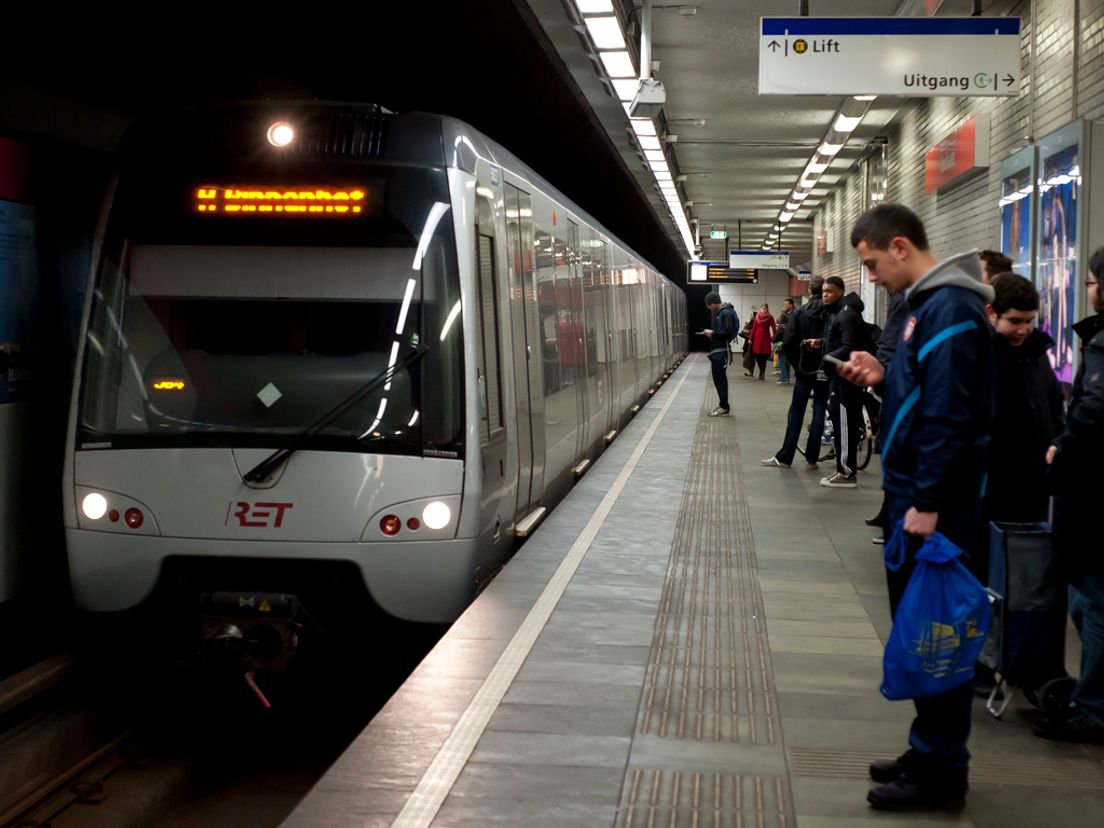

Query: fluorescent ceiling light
left=792, top=190, right=810, bottom=201
left=644, top=149, right=666, bottom=162
left=638, top=134, right=661, bottom=150
left=819, top=141, right=844, bottom=156
left=576, top=0, right=614, bottom=12
left=631, top=119, right=657, bottom=138
left=654, top=170, right=673, bottom=181
left=785, top=202, right=799, bottom=212
left=584, top=16, right=626, bottom=50
left=806, top=160, right=829, bottom=175
left=834, top=113, right=862, bottom=132
left=612, top=78, right=638, bottom=101
left=600, top=50, right=635, bottom=78
left=800, top=176, right=818, bottom=190
left=779, top=211, right=795, bottom=223
left=853, top=95, right=877, bottom=101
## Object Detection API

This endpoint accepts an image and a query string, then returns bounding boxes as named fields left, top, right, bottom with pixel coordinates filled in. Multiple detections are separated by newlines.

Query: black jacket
left=1050, top=311, right=1104, bottom=571
left=986, top=328, right=1065, bottom=523
left=823, top=292, right=866, bottom=378
left=709, top=303, right=739, bottom=353
left=783, top=296, right=828, bottom=378
left=876, top=290, right=910, bottom=370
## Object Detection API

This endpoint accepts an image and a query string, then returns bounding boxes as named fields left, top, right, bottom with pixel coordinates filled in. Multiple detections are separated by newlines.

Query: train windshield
left=78, top=164, right=463, bottom=456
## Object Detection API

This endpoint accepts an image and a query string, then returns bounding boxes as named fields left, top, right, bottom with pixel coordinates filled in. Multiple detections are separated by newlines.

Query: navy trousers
left=709, top=350, right=730, bottom=411
left=775, top=375, right=829, bottom=465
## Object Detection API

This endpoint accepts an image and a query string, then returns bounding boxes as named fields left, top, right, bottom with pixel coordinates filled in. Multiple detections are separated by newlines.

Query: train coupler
left=200, top=591, right=300, bottom=671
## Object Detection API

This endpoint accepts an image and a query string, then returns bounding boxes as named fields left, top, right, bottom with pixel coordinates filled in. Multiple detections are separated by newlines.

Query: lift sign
left=194, top=186, right=368, bottom=217
left=227, top=501, right=294, bottom=528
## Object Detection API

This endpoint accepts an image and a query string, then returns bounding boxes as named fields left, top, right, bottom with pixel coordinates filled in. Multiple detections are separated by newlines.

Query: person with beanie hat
left=701, top=291, right=739, bottom=415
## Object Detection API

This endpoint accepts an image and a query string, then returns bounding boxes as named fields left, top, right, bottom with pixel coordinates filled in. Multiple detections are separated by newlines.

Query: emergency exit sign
left=759, top=17, right=1021, bottom=96
left=709, top=230, right=727, bottom=240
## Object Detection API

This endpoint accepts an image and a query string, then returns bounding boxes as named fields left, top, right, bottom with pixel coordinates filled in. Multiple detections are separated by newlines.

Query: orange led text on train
left=194, top=186, right=366, bottom=216
left=152, top=380, right=186, bottom=391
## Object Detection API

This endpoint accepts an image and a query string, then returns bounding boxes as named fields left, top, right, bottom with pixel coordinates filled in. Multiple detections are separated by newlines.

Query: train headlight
left=267, top=121, right=295, bottom=147
left=422, top=501, right=451, bottom=530
left=82, top=492, right=108, bottom=520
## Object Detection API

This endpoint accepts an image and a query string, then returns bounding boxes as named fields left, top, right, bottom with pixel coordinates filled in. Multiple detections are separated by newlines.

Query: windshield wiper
left=243, top=345, right=428, bottom=483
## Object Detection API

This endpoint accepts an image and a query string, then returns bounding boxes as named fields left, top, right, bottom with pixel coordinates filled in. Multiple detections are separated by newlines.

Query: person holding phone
left=819, top=276, right=869, bottom=488
left=701, top=291, right=739, bottom=416
left=840, top=204, right=995, bottom=813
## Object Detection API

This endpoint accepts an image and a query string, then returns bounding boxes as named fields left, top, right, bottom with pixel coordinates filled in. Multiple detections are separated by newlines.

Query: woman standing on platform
left=749, top=303, right=777, bottom=380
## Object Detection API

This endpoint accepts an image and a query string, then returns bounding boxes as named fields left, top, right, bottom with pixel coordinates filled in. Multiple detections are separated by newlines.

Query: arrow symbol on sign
left=1003, top=74, right=1016, bottom=86
left=768, top=40, right=781, bottom=52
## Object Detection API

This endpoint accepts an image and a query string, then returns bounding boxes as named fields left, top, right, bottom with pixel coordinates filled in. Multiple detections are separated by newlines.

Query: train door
left=583, top=232, right=609, bottom=449
left=503, top=184, right=544, bottom=521
left=567, top=221, right=588, bottom=458
left=474, top=187, right=510, bottom=550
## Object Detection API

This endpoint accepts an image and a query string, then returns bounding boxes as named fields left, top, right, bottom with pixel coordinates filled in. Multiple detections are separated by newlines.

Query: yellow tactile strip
left=619, top=768, right=791, bottom=828
left=639, top=383, right=779, bottom=745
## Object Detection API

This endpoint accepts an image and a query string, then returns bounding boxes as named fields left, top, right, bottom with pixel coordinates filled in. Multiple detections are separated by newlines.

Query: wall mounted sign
left=924, top=115, right=991, bottom=192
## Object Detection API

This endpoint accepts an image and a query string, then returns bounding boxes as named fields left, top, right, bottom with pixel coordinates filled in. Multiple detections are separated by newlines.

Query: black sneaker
left=1033, top=711, right=1104, bottom=743
left=869, top=749, right=918, bottom=784
left=867, top=771, right=967, bottom=812
left=864, top=511, right=886, bottom=528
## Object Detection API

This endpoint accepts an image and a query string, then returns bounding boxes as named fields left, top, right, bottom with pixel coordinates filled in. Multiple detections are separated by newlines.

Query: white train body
left=63, top=106, right=687, bottom=623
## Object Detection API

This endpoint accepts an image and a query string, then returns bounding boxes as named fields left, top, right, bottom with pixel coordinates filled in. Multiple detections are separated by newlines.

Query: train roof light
left=266, top=122, right=295, bottom=148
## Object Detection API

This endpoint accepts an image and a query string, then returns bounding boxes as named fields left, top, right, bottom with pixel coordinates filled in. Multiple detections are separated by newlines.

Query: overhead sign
left=709, top=230, right=728, bottom=239
left=924, top=114, right=990, bottom=192
left=688, top=261, right=759, bottom=284
left=729, top=250, right=790, bottom=269
left=759, top=17, right=1021, bottom=96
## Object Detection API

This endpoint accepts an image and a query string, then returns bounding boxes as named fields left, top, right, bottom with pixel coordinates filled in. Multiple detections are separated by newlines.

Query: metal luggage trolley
left=980, top=522, right=1077, bottom=719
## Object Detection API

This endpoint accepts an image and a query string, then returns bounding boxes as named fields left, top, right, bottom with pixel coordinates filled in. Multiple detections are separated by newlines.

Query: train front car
left=63, top=108, right=479, bottom=660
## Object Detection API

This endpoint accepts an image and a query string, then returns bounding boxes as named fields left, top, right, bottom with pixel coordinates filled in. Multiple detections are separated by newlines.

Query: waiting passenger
left=979, top=249, right=1013, bottom=284
left=820, top=277, right=868, bottom=488
left=739, top=306, right=757, bottom=376
left=761, top=277, right=829, bottom=469
left=840, top=203, right=995, bottom=812
left=775, top=297, right=795, bottom=384
left=985, top=273, right=1064, bottom=525
left=749, top=303, right=777, bottom=380
left=1036, top=249, right=1104, bottom=743
left=701, top=291, right=738, bottom=416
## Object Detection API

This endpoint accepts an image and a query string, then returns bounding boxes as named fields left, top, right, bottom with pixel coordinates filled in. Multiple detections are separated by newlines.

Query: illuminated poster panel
left=998, top=145, right=1035, bottom=279
left=0, top=199, right=38, bottom=402
left=1037, top=144, right=1080, bottom=384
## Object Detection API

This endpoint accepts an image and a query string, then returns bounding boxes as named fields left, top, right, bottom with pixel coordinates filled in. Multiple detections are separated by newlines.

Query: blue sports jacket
left=880, top=252, right=996, bottom=514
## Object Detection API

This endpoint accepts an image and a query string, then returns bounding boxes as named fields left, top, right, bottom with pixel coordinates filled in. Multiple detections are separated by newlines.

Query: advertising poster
left=0, top=199, right=39, bottom=402
left=1037, top=145, right=1079, bottom=384
left=999, top=165, right=1032, bottom=274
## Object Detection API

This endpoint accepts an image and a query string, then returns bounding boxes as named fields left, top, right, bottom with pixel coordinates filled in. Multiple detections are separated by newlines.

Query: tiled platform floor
left=285, top=355, right=1104, bottom=828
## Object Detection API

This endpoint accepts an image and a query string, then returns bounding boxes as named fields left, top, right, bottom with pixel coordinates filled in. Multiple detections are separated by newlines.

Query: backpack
left=720, top=306, right=739, bottom=342
left=855, top=319, right=882, bottom=355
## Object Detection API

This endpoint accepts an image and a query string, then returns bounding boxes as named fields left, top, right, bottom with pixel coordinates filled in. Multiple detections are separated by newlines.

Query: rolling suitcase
left=979, top=521, right=1076, bottom=718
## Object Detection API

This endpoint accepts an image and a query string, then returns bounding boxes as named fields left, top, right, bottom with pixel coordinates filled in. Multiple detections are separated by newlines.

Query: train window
left=78, top=164, right=464, bottom=456
left=535, top=226, right=561, bottom=398
left=476, top=234, right=503, bottom=440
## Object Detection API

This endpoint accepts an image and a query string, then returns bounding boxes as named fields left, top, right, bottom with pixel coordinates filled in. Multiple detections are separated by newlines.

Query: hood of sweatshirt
left=839, top=291, right=865, bottom=314
left=907, top=250, right=994, bottom=306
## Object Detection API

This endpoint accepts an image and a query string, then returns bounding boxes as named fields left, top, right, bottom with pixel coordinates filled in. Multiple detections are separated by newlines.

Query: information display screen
left=193, top=185, right=373, bottom=218
left=687, top=261, right=759, bottom=284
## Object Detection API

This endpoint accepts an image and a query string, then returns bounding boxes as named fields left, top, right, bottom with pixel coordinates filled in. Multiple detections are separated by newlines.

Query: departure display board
left=687, top=260, right=759, bottom=284
left=193, top=185, right=370, bottom=217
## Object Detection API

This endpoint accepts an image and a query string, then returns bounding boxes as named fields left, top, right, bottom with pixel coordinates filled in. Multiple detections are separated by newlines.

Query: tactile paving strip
left=619, top=768, right=791, bottom=828
left=638, top=378, right=779, bottom=745
left=789, top=746, right=1104, bottom=790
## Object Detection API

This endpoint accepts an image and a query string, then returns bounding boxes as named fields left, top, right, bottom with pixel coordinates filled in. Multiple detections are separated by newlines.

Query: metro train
left=63, top=104, right=686, bottom=661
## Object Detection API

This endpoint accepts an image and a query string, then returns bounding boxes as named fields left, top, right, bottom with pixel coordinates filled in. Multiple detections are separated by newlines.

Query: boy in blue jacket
left=840, top=204, right=995, bottom=812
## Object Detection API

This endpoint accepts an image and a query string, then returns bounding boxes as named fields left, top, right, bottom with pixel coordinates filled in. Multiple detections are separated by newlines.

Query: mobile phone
left=822, top=354, right=846, bottom=366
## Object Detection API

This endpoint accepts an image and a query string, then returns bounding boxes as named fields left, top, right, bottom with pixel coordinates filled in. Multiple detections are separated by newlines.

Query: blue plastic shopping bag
left=881, top=523, right=992, bottom=701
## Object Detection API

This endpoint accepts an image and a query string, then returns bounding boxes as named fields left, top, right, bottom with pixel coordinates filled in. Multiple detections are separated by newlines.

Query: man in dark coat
left=761, top=278, right=830, bottom=468
left=840, top=204, right=995, bottom=812
left=701, top=291, right=739, bottom=416
left=1034, top=249, right=1104, bottom=743
left=820, top=278, right=869, bottom=487
left=985, top=273, right=1064, bottom=525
